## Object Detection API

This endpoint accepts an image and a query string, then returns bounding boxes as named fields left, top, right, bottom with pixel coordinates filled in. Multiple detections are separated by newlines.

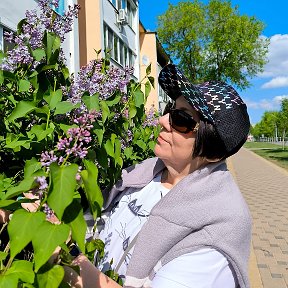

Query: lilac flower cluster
left=120, top=129, right=133, bottom=151
left=40, top=110, right=97, bottom=168
left=38, top=0, right=80, bottom=41
left=143, top=106, right=159, bottom=128
left=34, top=176, right=55, bottom=219
left=69, top=59, right=134, bottom=104
left=0, top=0, right=80, bottom=72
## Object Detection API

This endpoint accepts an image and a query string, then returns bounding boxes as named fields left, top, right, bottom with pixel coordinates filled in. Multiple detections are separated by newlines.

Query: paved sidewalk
left=229, top=148, right=288, bottom=288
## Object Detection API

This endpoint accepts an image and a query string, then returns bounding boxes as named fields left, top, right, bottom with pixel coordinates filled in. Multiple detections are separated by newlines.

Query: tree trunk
left=282, top=129, right=286, bottom=150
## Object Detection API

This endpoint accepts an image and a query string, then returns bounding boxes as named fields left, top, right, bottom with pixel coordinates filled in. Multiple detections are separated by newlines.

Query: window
left=0, top=26, right=15, bottom=52
left=104, top=23, right=135, bottom=68
left=126, top=1, right=135, bottom=27
left=53, top=0, right=65, bottom=16
left=113, top=34, right=118, bottom=62
left=109, top=0, right=136, bottom=29
left=107, top=27, right=113, bottom=56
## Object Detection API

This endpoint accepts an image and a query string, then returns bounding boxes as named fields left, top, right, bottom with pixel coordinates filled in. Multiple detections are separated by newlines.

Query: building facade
left=78, top=0, right=169, bottom=111
left=0, top=0, right=80, bottom=73
left=78, top=0, right=140, bottom=79
left=0, top=0, right=169, bottom=111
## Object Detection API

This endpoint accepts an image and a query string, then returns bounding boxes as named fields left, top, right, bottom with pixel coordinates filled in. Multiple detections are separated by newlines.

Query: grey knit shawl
left=103, top=157, right=252, bottom=288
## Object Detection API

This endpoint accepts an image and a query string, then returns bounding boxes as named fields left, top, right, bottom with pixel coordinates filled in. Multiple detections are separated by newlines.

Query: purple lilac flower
left=35, top=176, right=48, bottom=190
left=43, top=203, right=55, bottom=219
left=120, top=129, right=133, bottom=151
left=0, top=0, right=80, bottom=72
left=68, top=60, right=134, bottom=104
left=76, top=166, right=82, bottom=181
left=55, top=110, right=96, bottom=160
left=143, top=106, right=159, bottom=128
left=40, top=151, right=58, bottom=167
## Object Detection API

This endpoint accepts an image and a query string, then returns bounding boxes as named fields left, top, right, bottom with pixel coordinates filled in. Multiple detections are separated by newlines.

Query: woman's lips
left=157, top=134, right=168, bottom=144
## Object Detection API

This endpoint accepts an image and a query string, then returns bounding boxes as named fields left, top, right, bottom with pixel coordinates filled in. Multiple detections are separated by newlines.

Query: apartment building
left=78, top=0, right=140, bottom=78
left=78, top=0, right=170, bottom=111
left=139, top=22, right=170, bottom=111
left=0, top=0, right=169, bottom=111
left=0, top=0, right=80, bottom=73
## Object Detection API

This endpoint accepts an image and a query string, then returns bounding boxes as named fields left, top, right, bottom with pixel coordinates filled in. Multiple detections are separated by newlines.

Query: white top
left=98, top=173, right=237, bottom=287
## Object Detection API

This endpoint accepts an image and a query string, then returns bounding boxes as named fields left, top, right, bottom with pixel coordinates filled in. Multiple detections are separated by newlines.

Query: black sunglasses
left=163, top=102, right=199, bottom=134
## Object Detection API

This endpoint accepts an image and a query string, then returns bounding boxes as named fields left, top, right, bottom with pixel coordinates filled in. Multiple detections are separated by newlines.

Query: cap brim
left=158, top=64, right=214, bottom=123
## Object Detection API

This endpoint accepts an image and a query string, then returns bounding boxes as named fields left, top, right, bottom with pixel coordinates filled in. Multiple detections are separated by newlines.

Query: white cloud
left=261, top=76, right=288, bottom=89
left=259, top=34, right=288, bottom=86
left=245, top=95, right=288, bottom=110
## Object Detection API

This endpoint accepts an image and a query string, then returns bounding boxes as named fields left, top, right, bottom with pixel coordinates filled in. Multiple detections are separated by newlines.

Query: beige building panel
left=78, top=0, right=102, bottom=66
left=139, top=31, right=158, bottom=110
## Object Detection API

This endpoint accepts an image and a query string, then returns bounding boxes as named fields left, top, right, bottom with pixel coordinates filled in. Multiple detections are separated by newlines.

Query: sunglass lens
left=170, top=110, right=197, bottom=133
left=163, top=102, right=172, bottom=115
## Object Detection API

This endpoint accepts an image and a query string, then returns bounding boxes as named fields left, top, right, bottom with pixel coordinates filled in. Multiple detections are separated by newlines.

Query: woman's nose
left=158, top=113, right=171, bottom=131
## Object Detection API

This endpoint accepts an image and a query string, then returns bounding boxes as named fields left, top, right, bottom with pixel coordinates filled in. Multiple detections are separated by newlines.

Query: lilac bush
left=0, top=0, right=158, bottom=286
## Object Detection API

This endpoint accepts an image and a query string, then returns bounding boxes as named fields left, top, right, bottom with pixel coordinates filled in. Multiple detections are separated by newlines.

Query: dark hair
left=192, top=119, right=228, bottom=160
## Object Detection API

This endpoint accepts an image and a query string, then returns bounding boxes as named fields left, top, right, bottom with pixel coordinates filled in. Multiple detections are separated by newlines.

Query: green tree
left=251, top=111, right=280, bottom=139
left=278, top=99, right=288, bottom=149
left=157, top=0, right=269, bottom=89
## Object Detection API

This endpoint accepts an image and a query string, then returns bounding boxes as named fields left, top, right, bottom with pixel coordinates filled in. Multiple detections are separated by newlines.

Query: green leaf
left=54, top=101, right=77, bottom=115
left=93, top=127, right=104, bottom=146
left=6, top=260, right=34, bottom=284
left=29, top=124, right=54, bottom=141
left=80, top=160, right=103, bottom=219
left=0, top=274, right=18, bottom=288
left=104, top=139, right=114, bottom=158
left=100, top=100, right=110, bottom=123
left=44, top=32, right=61, bottom=64
left=133, top=87, right=145, bottom=108
left=0, top=251, right=8, bottom=262
left=61, top=66, right=70, bottom=80
left=32, top=48, right=46, bottom=61
left=62, top=199, right=87, bottom=252
left=124, top=147, right=133, bottom=159
left=146, top=63, right=152, bottom=75
left=18, top=79, right=31, bottom=92
left=47, top=163, right=78, bottom=220
left=3, top=176, right=36, bottom=200
left=0, top=200, right=21, bottom=210
left=82, top=94, right=100, bottom=111
left=114, top=138, right=123, bottom=167
left=145, top=81, right=152, bottom=99
left=44, top=89, right=62, bottom=110
left=59, top=123, right=77, bottom=133
left=24, top=158, right=42, bottom=178
left=8, top=210, right=46, bottom=259
left=0, top=69, right=3, bottom=85
left=33, top=222, right=70, bottom=272
left=35, top=105, right=50, bottom=115
left=37, top=265, right=65, bottom=288
left=8, top=101, right=36, bottom=122
left=106, top=93, right=121, bottom=107
left=129, top=103, right=137, bottom=119
left=136, top=139, right=146, bottom=150
left=4, top=138, right=31, bottom=150
left=148, top=76, right=155, bottom=88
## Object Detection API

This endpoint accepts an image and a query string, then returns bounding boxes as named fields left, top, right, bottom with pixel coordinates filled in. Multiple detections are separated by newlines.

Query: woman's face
left=154, top=96, right=201, bottom=168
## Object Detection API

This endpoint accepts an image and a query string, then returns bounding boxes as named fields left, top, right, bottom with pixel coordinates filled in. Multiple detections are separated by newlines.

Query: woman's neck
left=161, top=157, right=208, bottom=189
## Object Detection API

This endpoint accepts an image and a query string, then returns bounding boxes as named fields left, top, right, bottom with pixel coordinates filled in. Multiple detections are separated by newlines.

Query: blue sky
left=139, top=0, right=288, bottom=125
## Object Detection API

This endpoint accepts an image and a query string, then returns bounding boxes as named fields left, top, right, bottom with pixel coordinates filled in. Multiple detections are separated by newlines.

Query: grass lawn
left=243, top=142, right=288, bottom=172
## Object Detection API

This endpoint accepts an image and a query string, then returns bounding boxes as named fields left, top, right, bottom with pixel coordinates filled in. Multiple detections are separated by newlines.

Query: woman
left=67, top=63, right=252, bottom=288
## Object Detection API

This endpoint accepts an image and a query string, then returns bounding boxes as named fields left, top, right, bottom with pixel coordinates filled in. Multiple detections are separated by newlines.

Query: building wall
left=139, top=32, right=158, bottom=110
left=78, top=0, right=140, bottom=79
left=0, top=0, right=80, bottom=73
left=78, top=0, right=101, bottom=67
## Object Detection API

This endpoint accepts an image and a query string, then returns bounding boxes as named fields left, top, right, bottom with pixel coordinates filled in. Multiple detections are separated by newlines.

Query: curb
left=227, top=157, right=263, bottom=288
